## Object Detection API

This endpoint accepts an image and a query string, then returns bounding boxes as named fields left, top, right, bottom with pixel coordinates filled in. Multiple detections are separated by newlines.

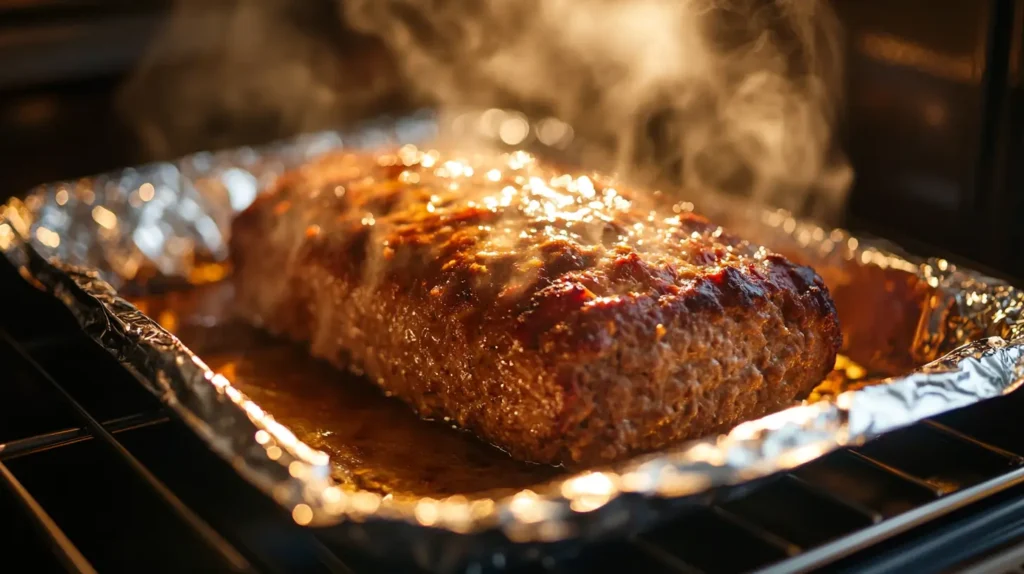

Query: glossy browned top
left=242, top=146, right=810, bottom=352
left=233, top=145, right=842, bottom=466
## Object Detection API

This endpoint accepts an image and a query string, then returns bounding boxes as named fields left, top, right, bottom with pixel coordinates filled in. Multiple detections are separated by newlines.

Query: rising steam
left=341, top=0, right=851, bottom=222
left=119, top=0, right=851, bottom=223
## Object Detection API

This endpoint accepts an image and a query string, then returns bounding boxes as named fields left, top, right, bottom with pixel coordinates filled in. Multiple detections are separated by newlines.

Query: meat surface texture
left=229, top=147, right=842, bottom=467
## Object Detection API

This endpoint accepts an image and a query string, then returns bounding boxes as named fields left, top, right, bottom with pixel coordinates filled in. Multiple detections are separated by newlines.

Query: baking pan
left=2, top=110, right=1023, bottom=573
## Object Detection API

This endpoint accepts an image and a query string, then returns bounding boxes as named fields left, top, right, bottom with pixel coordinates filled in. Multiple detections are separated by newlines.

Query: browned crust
left=229, top=149, right=841, bottom=467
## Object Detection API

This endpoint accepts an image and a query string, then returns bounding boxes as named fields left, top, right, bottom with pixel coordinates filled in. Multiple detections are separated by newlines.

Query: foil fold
left=3, top=111, right=1024, bottom=570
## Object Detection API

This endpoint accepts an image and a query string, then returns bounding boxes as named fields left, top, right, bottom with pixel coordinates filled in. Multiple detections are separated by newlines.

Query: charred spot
left=682, top=280, right=723, bottom=313
left=709, top=266, right=765, bottom=307
left=683, top=266, right=765, bottom=313
left=766, top=254, right=826, bottom=293
left=763, top=255, right=839, bottom=328
left=516, top=281, right=596, bottom=347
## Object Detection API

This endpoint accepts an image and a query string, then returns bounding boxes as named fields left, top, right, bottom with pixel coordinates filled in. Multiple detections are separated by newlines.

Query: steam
left=342, top=0, right=850, bottom=221
left=119, top=0, right=851, bottom=223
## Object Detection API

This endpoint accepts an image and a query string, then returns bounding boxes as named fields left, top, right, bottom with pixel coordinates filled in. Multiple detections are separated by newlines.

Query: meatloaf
left=229, top=147, right=842, bottom=467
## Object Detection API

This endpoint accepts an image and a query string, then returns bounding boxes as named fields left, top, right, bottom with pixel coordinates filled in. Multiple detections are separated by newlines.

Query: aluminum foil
left=3, top=110, right=1024, bottom=573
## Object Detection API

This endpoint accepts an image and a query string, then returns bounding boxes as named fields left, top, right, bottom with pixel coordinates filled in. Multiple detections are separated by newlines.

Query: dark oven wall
left=2, top=0, right=1022, bottom=280
left=0, top=0, right=411, bottom=198
left=0, top=1, right=165, bottom=196
left=833, top=0, right=1024, bottom=280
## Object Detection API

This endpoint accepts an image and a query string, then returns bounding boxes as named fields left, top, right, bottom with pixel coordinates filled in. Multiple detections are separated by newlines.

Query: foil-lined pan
left=3, top=111, right=1024, bottom=573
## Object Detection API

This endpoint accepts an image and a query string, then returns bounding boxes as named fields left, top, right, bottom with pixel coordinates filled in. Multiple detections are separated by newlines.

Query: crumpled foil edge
left=2, top=113, right=1024, bottom=546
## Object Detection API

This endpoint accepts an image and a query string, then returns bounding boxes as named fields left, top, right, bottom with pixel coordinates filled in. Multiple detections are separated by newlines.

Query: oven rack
left=2, top=258, right=1024, bottom=574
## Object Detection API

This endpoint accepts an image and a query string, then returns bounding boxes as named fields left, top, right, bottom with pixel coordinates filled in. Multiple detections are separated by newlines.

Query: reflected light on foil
left=835, top=390, right=856, bottom=411
left=1, top=202, right=29, bottom=238
left=322, top=486, right=348, bottom=515
left=91, top=205, right=118, bottom=230
left=508, top=490, right=547, bottom=523
left=191, top=355, right=212, bottom=372
left=242, top=400, right=266, bottom=421
left=296, top=445, right=329, bottom=468
left=469, top=499, right=496, bottom=520
left=34, top=227, right=60, bottom=249
left=138, top=182, right=156, bottom=202
left=653, top=467, right=712, bottom=497
left=263, top=420, right=298, bottom=448
left=288, top=461, right=308, bottom=479
left=620, top=470, right=655, bottom=493
left=210, top=373, right=230, bottom=390
left=0, top=223, right=12, bottom=251
left=560, top=472, right=615, bottom=498
left=352, top=491, right=382, bottom=515
left=323, top=486, right=345, bottom=503
left=777, top=443, right=831, bottom=468
left=561, top=472, right=617, bottom=513
left=728, top=403, right=830, bottom=441
left=681, top=442, right=726, bottom=466
left=415, top=498, right=440, bottom=526
left=292, top=503, right=314, bottom=526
